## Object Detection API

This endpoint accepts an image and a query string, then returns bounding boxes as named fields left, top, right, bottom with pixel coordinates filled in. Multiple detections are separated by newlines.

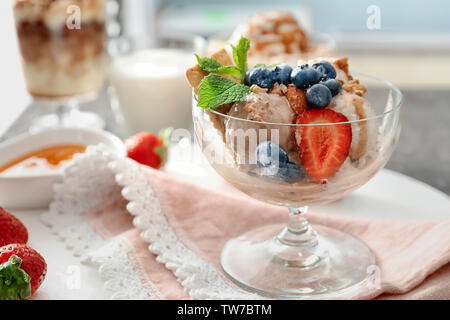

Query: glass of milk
left=107, top=34, right=206, bottom=135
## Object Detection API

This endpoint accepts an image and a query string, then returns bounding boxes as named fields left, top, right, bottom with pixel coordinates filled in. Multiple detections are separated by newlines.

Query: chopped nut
left=250, top=84, right=268, bottom=93
left=270, top=83, right=288, bottom=96
left=342, top=79, right=367, bottom=97
left=333, top=57, right=349, bottom=75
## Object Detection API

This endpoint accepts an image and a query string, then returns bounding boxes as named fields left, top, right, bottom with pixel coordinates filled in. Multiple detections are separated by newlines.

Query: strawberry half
left=285, top=85, right=308, bottom=115
left=295, top=109, right=352, bottom=182
left=0, top=207, right=28, bottom=247
left=0, top=244, right=47, bottom=300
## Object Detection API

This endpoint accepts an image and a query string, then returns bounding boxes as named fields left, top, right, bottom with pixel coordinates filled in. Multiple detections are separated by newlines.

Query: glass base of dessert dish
left=221, top=207, right=375, bottom=299
left=30, top=92, right=105, bottom=133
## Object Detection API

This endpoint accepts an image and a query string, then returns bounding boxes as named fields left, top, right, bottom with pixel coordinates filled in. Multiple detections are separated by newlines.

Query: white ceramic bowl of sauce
left=0, top=128, right=126, bottom=209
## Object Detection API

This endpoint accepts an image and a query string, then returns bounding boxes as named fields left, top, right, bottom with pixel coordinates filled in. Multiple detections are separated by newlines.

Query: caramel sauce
left=0, top=144, right=86, bottom=174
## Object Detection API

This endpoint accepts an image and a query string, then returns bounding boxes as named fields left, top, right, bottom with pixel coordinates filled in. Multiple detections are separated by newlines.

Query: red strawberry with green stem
left=0, top=207, right=28, bottom=247
left=0, top=244, right=47, bottom=300
left=295, top=109, right=352, bottom=182
left=124, top=129, right=171, bottom=169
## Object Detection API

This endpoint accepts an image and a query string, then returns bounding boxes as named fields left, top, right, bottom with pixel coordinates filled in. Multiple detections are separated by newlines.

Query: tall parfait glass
left=13, top=0, right=108, bottom=131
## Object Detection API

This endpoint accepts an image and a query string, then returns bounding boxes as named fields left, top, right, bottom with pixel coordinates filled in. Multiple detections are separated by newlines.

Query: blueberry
left=321, top=79, right=342, bottom=97
left=306, top=84, right=332, bottom=109
left=256, top=141, right=288, bottom=169
left=291, top=65, right=322, bottom=89
left=278, top=162, right=305, bottom=183
left=246, top=67, right=276, bottom=89
left=312, top=61, right=336, bottom=81
left=272, top=64, right=292, bottom=85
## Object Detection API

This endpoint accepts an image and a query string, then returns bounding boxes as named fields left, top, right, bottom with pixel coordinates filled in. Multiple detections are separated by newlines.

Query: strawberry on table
left=0, top=207, right=28, bottom=247
left=124, top=129, right=170, bottom=169
left=295, top=109, right=352, bottom=182
left=0, top=244, right=47, bottom=300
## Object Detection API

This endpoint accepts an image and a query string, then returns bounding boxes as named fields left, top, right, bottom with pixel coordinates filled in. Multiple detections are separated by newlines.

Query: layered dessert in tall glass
left=13, top=0, right=107, bottom=98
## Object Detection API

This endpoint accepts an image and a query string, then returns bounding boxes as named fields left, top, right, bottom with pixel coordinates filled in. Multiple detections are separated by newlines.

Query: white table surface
left=14, top=158, right=450, bottom=299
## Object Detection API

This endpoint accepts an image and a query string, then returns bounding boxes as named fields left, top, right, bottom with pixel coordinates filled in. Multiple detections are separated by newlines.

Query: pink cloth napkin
left=84, top=164, right=450, bottom=300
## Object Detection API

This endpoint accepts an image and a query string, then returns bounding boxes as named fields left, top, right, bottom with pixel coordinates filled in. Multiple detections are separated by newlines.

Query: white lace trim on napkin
left=41, top=146, right=157, bottom=300
left=109, top=156, right=255, bottom=300
left=43, top=145, right=254, bottom=299
left=84, top=236, right=163, bottom=299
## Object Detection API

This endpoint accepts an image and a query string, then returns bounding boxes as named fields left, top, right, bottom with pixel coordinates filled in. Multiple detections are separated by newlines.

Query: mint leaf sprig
left=195, top=36, right=252, bottom=109
left=198, top=74, right=250, bottom=109
left=194, top=55, right=222, bottom=72
left=231, top=37, right=250, bottom=79
left=195, top=36, right=250, bottom=83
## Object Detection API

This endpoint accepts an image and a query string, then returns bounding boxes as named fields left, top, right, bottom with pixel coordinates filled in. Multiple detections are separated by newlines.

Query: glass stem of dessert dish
left=13, top=0, right=108, bottom=132
left=187, top=35, right=403, bottom=298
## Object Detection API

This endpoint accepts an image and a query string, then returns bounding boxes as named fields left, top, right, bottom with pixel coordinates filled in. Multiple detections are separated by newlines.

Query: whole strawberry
left=0, top=207, right=28, bottom=247
left=0, top=244, right=47, bottom=300
left=124, top=129, right=170, bottom=169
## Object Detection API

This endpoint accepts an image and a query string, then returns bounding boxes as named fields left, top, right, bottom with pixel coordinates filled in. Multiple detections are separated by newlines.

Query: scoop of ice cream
left=290, top=56, right=376, bottom=162
left=242, top=92, right=296, bottom=124
left=292, top=57, right=377, bottom=164
left=224, top=93, right=296, bottom=165
left=327, top=91, right=378, bottom=164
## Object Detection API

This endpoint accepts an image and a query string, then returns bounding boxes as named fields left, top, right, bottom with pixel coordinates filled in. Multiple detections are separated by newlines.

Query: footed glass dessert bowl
left=192, top=73, right=403, bottom=299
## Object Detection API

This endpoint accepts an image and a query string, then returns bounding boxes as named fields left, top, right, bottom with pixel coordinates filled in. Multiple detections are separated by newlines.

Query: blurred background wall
left=119, top=0, right=450, bottom=36
left=118, top=0, right=450, bottom=88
